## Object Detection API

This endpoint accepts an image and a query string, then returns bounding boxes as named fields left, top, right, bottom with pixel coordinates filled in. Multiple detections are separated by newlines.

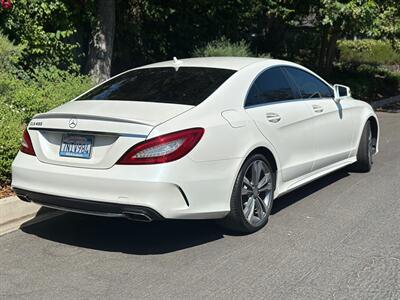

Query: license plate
left=59, top=134, right=94, bottom=159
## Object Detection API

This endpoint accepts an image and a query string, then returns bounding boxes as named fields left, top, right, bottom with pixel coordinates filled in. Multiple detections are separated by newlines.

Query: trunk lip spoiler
left=32, top=113, right=153, bottom=126
left=28, top=127, right=148, bottom=139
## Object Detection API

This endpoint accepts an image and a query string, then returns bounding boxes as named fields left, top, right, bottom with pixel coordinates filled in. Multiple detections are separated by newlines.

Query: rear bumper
left=14, top=188, right=163, bottom=222
left=12, top=152, right=241, bottom=219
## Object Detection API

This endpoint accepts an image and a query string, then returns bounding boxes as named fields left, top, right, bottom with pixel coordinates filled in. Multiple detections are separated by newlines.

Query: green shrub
left=192, top=37, right=271, bottom=59
left=0, top=0, right=82, bottom=71
left=0, top=104, right=24, bottom=184
left=338, top=39, right=400, bottom=65
left=0, top=69, right=93, bottom=184
left=335, top=39, right=400, bottom=101
left=193, top=37, right=253, bottom=57
left=0, top=32, right=23, bottom=72
left=331, top=63, right=400, bottom=101
left=6, top=68, right=93, bottom=123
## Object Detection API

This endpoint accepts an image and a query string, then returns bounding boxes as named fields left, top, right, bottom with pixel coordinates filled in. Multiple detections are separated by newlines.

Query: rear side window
left=285, top=67, right=334, bottom=99
left=245, top=67, right=295, bottom=107
left=77, top=67, right=236, bottom=106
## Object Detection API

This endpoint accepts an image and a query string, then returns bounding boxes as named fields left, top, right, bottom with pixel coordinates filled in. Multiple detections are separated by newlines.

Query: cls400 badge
left=29, top=120, right=43, bottom=127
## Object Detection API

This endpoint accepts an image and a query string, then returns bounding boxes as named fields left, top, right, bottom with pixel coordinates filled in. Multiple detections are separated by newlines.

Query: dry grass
left=0, top=185, right=14, bottom=199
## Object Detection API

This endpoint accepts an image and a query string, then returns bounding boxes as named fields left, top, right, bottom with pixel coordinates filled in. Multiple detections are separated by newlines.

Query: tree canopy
left=0, top=0, right=399, bottom=80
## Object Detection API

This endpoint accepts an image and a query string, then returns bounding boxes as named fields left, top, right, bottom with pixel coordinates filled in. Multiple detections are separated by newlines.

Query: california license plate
left=59, top=134, right=94, bottom=159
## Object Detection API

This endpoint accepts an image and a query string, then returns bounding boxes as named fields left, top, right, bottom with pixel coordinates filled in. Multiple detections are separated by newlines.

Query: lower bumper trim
left=13, top=188, right=164, bottom=221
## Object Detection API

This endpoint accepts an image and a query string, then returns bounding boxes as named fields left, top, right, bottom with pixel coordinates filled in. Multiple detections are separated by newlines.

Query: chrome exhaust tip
left=123, top=212, right=153, bottom=222
left=16, top=194, right=30, bottom=203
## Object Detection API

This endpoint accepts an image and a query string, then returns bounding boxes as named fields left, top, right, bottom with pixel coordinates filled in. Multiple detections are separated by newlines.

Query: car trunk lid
left=28, top=100, right=193, bottom=169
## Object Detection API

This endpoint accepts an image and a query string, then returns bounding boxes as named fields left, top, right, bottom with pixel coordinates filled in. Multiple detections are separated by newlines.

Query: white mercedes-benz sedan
left=12, top=57, right=379, bottom=233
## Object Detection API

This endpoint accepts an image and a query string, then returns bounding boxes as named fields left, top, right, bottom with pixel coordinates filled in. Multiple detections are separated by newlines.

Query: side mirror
left=333, top=84, right=351, bottom=103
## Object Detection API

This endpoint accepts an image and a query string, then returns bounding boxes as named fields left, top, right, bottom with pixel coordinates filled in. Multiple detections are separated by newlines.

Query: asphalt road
left=1, top=112, right=399, bottom=299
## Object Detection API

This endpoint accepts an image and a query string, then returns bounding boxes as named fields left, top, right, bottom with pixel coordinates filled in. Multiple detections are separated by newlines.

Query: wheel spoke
left=368, top=131, right=373, bottom=162
left=255, top=197, right=265, bottom=219
left=257, top=172, right=271, bottom=189
left=257, top=195, right=268, bottom=213
left=243, top=176, right=252, bottom=188
left=368, top=131, right=373, bottom=153
left=251, top=161, right=262, bottom=186
left=243, top=196, right=255, bottom=222
left=259, top=182, right=272, bottom=192
left=241, top=186, right=252, bottom=196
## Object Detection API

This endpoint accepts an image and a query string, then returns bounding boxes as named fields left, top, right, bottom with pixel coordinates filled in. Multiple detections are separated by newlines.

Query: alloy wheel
left=241, top=160, right=273, bottom=227
left=368, top=129, right=373, bottom=165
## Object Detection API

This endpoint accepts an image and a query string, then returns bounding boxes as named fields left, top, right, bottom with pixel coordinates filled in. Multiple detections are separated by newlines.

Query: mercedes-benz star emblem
left=69, top=118, right=77, bottom=128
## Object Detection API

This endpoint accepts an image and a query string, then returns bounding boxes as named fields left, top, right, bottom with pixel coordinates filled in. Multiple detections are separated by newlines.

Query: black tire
left=218, top=153, right=275, bottom=234
left=351, top=121, right=374, bottom=173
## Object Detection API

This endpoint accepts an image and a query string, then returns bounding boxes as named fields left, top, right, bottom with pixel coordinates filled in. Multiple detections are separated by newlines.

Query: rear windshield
left=77, top=67, right=236, bottom=106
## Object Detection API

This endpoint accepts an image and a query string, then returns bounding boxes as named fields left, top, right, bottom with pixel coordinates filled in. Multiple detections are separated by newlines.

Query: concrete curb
left=371, top=94, right=400, bottom=109
left=0, top=196, right=63, bottom=236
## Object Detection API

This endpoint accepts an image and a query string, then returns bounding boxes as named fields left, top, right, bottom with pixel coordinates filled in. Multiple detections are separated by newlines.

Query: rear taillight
left=117, top=128, right=204, bottom=165
left=20, top=128, right=36, bottom=156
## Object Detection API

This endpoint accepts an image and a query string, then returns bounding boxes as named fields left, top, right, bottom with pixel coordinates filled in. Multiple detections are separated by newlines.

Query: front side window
left=77, top=67, right=236, bottom=106
left=284, top=67, right=334, bottom=99
left=245, top=67, right=295, bottom=107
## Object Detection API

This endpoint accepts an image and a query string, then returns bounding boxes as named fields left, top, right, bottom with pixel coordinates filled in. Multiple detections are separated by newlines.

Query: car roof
left=140, top=56, right=272, bottom=71
left=125, top=57, right=333, bottom=91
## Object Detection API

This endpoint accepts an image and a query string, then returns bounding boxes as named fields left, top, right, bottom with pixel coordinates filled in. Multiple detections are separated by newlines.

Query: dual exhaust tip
left=123, top=212, right=153, bottom=222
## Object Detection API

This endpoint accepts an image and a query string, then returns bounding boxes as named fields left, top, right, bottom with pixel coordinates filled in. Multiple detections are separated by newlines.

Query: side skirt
left=274, top=157, right=357, bottom=198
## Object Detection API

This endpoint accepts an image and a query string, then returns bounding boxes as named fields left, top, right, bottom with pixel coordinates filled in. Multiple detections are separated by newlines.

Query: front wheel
left=351, top=121, right=374, bottom=172
left=219, top=154, right=275, bottom=234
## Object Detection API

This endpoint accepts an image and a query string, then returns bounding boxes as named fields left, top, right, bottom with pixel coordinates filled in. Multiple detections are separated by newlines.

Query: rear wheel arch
left=246, top=146, right=278, bottom=176
left=243, top=146, right=279, bottom=194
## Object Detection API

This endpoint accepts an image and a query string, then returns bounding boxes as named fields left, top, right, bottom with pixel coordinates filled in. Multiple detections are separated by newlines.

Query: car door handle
left=266, top=112, right=281, bottom=123
left=312, top=104, right=324, bottom=113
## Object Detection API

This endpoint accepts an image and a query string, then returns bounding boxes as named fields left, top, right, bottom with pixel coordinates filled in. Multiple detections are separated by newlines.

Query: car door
left=284, top=66, right=355, bottom=171
left=245, top=67, right=315, bottom=183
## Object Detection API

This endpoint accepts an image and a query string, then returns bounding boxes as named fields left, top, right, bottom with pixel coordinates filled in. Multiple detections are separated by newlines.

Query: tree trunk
left=87, top=0, right=115, bottom=84
left=324, top=31, right=340, bottom=74
left=318, top=28, right=328, bottom=72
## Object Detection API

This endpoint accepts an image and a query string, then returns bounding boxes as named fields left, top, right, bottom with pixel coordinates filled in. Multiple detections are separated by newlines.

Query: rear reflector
left=117, top=128, right=204, bottom=164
